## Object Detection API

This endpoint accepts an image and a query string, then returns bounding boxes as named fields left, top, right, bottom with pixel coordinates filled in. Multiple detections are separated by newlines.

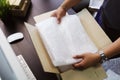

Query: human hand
left=51, top=7, right=66, bottom=24
left=73, top=53, right=101, bottom=69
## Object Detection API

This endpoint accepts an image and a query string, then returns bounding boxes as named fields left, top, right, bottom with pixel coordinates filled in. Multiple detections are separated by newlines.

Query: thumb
left=73, top=60, right=85, bottom=68
left=51, top=11, right=57, bottom=17
left=73, top=54, right=84, bottom=59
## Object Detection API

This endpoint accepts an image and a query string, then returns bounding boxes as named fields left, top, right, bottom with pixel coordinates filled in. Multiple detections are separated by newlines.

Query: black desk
left=0, top=0, right=120, bottom=80
left=0, top=0, right=75, bottom=80
left=0, top=0, right=63, bottom=80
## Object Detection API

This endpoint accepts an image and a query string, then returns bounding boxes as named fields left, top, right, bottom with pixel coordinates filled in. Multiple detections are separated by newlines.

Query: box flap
left=34, top=10, right=55, bottom=23
left=25, top=22, right=59, bottom=73
left=76, top=9, right=112, bottom=49
left=61, top=65, right=107, bottom=80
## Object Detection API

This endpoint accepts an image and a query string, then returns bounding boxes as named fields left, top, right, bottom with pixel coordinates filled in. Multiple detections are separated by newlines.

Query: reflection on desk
left=0, top=29, right=28, bottom=80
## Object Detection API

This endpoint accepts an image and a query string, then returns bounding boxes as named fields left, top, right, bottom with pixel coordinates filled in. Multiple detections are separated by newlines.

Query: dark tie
left=95, top=0, right=109, bottom=26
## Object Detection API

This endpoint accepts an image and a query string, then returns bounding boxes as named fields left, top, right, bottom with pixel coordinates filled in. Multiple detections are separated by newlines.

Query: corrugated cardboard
left=25, top=9, right=112, bottom=80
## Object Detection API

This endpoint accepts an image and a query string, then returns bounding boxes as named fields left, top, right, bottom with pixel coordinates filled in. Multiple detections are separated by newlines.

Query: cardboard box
left=25, top=9, right=112, bottom=80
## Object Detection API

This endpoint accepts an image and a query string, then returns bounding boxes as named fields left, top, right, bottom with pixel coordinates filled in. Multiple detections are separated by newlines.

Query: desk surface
left=0, top=0, right=65, bottom=80
left=0, top=0, right=120, bottom=80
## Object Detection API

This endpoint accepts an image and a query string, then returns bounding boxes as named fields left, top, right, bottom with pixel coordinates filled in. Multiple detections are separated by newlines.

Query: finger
left=51, top=13, right=57, bottom=17
left=57, top=15, right=61, bottom=24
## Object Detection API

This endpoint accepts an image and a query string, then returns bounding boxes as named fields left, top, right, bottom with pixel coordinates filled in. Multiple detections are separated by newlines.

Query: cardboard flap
left=61, top=65, right=107, bottom=80
left=34, top=10, right=55, bottom=23
left=77, top=9, right=112, bottom=49
left=25, top=22, right=59, bottom=73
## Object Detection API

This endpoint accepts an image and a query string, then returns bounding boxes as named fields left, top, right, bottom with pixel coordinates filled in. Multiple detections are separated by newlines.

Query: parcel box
left=25, top=9, right=112, bottom=80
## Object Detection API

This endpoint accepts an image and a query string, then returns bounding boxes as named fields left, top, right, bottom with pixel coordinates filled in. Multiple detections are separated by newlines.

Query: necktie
left=95, top=0, right=109, bottom=26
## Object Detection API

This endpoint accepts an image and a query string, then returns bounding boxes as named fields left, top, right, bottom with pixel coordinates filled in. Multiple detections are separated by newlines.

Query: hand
left=73, top=53, right=101, bottom=69
left=51, top=7, right=66, bottom=24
